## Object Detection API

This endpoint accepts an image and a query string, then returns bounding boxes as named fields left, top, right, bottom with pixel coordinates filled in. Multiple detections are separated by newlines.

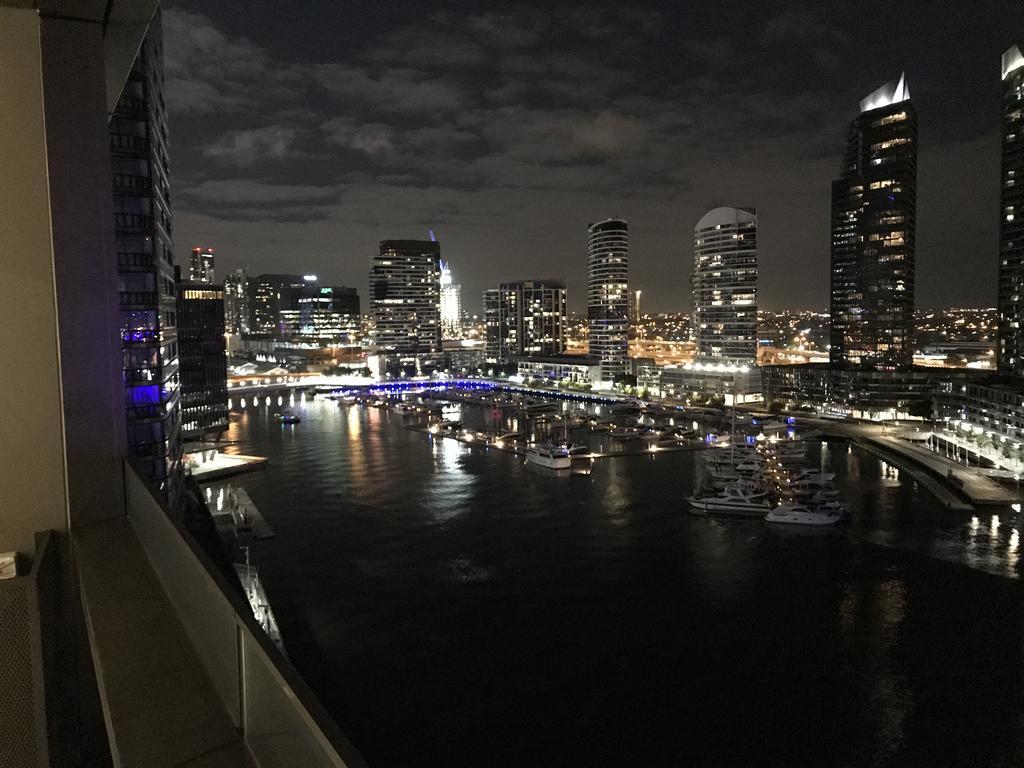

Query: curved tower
left=587, top=218, right=629, bottom=382
left=692, top=207, right=758, bottom=364
left=999, top=45, right=1024, bottom=379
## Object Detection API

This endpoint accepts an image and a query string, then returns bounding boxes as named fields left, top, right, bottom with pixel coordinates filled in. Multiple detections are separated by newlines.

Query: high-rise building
left=223, top=268, right=250, bottom=335
left=630, top=289, right=642, bottom=336
left=189, top=246, right=215, bottom=283
left=830, top=73, right=917, bottom=369
left=248, top=273, right=309, bottom=334
left=175, top=267, right=228, bottom=440
left=999, top=45, right=1024, bottom=379
left=440, top=260, right=463, bottom=339
left=692, top=207, right=758, bottom=364
left=110, top=15, right=183, bottom=507
left=370, top=240, right=443, bottom=367
left=483, top=288, right=503, bottom=363
left=587, top=218, right=630, bottom=381
left=485, top=280, right=567, bottom=362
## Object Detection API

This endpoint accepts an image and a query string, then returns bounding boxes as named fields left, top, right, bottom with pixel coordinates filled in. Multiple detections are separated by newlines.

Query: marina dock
left=210, top=486, right=276, bottom=539
left=406, top=423, right=708, bottom=459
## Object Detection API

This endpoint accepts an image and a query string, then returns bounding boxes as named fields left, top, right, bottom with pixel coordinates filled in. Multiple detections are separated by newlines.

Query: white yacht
left=765, top=503, right=842, bottom=526
left=525, top=444, right=572, bottom=470
left=687, top=487, right=772, bottom=517
left=813, top=500, right=849, bottom=519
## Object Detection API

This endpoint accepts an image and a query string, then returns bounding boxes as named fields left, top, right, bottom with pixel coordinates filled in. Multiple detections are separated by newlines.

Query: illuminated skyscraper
left=223, top=268, right=250, bottom=334
left=189, top=246, right=215, bottom=283
left=692, top=207, right=758, bottom=364
left=999, top=45, right=1024, bottom=379
left=440, top=260, right=463, bottom=339
left=830, top=73, right=917, bottom=369
left=587, top=218, right=629, bottom=381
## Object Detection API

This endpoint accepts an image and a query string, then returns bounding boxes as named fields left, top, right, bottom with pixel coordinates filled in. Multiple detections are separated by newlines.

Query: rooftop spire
left=1003, top=44, right=1024, bottom=80
left=859, top=72, right=910, bottom=113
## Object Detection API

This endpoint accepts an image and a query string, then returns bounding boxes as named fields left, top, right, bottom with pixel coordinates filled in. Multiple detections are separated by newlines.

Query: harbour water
left=214, top=393, right=1024, bottom=767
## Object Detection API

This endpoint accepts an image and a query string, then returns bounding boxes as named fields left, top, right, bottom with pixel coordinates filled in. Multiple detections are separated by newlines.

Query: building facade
left=189, top=246, right=215, bottom=283
left=1000, top=45, right=1024, bottom=379
left=223, top=268, right=250, bottom=335
left=490, top=280, right=567, bottom=362
left=110, top=16, right=182, bottom=507
left=517, top=355, right=601, bottom=386
left=440, top=260, right=462, bottom=339
left=370, top=240, right=443, bottom=370
left=830, top=73, right=917, bottom=369
left=248, top=273, right=309, bottom=335
left=277, top=284, right=360, bottom=345
left=640, top=362, right=761, bottom=405
left=175, top=269, right=228, bottom=440
left=692, top=207, right=758, bottom=364
left=587, top=218, right=630, bottom=382
left=483, top=288, right=503, bottom=363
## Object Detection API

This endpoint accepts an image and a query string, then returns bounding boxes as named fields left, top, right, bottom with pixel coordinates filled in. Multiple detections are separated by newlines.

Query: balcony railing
left=67, top=463, right=368, bottom=767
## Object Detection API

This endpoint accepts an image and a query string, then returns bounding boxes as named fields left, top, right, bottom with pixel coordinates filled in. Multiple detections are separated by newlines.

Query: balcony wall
left=70, top=463, right=367, bottom=768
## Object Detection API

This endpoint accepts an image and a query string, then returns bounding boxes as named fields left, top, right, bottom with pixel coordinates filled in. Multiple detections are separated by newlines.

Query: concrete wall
left=0, top=7, right=70, bottom=558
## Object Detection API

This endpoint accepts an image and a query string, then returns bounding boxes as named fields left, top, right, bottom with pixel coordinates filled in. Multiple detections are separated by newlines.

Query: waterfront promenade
left=812, top=420, right=1018, bottom=508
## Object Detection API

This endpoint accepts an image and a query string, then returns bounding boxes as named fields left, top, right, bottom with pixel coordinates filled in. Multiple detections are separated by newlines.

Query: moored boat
left=525, top=443, right=572, bottom=470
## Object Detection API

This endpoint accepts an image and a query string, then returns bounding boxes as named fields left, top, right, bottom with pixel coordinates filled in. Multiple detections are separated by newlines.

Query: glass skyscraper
left=110, top=14, right=183, bottom=509
left=587, top=218, right=629, bottom=382
left=999, top=45, right=1024, bottom=380
left=830, top=74, right=917, bottom=369
left=692, top=207, right=758, bottom=364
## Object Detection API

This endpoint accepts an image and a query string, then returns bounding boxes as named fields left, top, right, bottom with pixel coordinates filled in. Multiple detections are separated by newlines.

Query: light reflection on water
left=214, top=396, right=1024, bottom=768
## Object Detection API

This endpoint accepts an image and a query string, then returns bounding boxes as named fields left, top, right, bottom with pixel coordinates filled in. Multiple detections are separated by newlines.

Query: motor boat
left=525, top=443, right=572, bottom=470
left=274, top=412, right=300, bottom=424
left=686, top=487, right=772, bottom=517
left=765, top=503, right=842, bottom=526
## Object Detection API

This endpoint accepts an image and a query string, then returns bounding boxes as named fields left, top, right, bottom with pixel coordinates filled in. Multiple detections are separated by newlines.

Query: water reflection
left=207, top=396, right=1024, bottom=768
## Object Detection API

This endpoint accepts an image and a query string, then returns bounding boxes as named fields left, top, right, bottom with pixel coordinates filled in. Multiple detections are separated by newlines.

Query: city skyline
left=163, top=1, right=1021, bottom=313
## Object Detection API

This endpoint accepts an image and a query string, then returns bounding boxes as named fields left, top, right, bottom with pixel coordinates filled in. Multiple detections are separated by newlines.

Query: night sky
left=163, top=1, right=1023, bottom=313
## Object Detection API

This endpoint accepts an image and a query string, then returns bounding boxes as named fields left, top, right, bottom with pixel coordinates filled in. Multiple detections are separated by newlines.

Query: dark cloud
left=164, top=0, right=1021, bottom=311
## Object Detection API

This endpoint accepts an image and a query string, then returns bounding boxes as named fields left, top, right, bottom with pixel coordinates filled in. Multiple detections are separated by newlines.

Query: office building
left=587, top=218, right=630, bottom=382
left=370, top=240, right=443, bottom=369
left=999, top=44, right=1024, bottom=379
left=110, top=17, right=182, bottom=507
left=440, top=260, right=463, bottom=339
left=640, top=361, right=761, bottom=405
left=483, top=280, right=567, bottom=363
left=278, top=284, right=360, bottom=345
left=830, top=73, right=918, bottom=369
left=175, top=268, right=228, bottom=439
left=223, top=268, right=250, bottom=334
left=189, top=245, right=215, bottom=283
left=248, top=273, right=309, bottom=334
left=692, top=207, right=758, bottom=364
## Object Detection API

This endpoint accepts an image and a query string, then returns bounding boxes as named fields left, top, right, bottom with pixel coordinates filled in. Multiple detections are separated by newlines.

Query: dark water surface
left=217, top=395, right=1024, bottom=767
